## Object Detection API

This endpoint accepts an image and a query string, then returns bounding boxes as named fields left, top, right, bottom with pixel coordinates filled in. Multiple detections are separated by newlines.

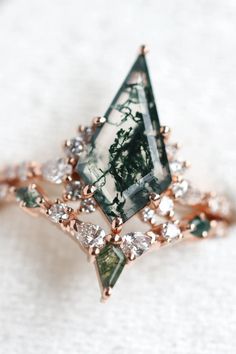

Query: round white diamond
left=171, top=180, right=189, bottom=198
left=79, top=126, right=93, bottom=143
left=42, top=158, right=72, bottom=184
left=121, top=232, right=152, bottom=258
left=48, top=203, right=69, bottom=223
left=0, top=183, right=8, bottom=200
left=141, top=207, right=155, bottom=222
left=80, top=198, right=97, bottom=213
left=74, top=221, right=106, bottom=249
left=161, top=222, right=181, bottom=241
left=170, top=160, right=185, bottom=174
left=65, top=180, right=83, bottom=201
left=64, top=137, right=84, bottom=158
left=158, top=196, right=174, bottom=216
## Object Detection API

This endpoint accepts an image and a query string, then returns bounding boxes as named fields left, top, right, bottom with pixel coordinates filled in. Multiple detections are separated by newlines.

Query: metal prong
left=111, top=217, right=123, bottom=235
left=149, top=192, right=161, bottom=208
left=139, top=44, right=149, bottom=55
left=160, top=126, right=171, bottom=139
left=101, top=287, right=112, bottom=302
left=82, top=185, right=97, bottom=199
left=93, top=116, right=106, bottom=128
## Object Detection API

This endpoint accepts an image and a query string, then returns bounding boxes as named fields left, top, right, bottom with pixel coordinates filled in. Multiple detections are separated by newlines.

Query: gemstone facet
left=64, top=137, right=84, bottom=158
left=157, top=195, right=174, bottom=216
left=15, top=186, right=41, bottom=208
left=96, top=244, right=126, bottom=289
left=42, top=158, right=72, bottom=184
left=80, top=198, right=97, bottom=213
left=65, top=180, right=83, bottom=201
left=121, top=232, right=152, bottom=258
left=161, top=222, right=181, bottom=241
left=48, top=203, right=69, bottom=223
left=77, top=54, right=171, bottom=222
left=74, top=221, right=106, bottom=249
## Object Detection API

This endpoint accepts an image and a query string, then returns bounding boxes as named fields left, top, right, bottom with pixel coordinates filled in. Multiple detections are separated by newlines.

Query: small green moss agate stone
left=96, top=244, right=126, bottom=289
left=190, top=216, right=211, bottom=237
left=77, top=54, right=171, bottom=222
left=15, top=187, right=41, bottom=208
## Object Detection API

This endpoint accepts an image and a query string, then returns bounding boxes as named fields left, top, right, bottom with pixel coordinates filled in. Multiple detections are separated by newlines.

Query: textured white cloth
left=0, top=1, right=236, bottom=353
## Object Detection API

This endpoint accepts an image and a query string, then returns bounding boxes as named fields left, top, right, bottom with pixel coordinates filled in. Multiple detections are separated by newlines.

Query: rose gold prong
left=83, top=185, right=97, bottom=199
left=127, top=251, right=136, bottom=263
left=146, top=230, right=157, bottom=243
left=106, top=233, right=122, bottom=244
left=65, top=175, right=73, bottom=183
left=111, top=217, right=123, bottom=235
left=160, top=126, right=171, bottom=139
left=101, top=287, right=112, bottom=301
left=93, top=116, right=106, bottom=128
left=167, top=210, right=175, bottom=219
left=67, top=157, right=77, bottom=167
left=171, top=175, right=183, bottom=183
left=89, top=245, right=100, bottom=257
left=28, top=183, right=37, bottom=191
left=139, top=44, right=149, bottom=55
left=202, top=230, right=208, bottom=238
left=64, top=139, right=71, bottom=148
left=78, top=124, right=84, bottom=133
left=35, top=196, right=45, bottom=205
left=183, top=161, right=191, bottom=169
left=149, top=192, right=161, bottom=208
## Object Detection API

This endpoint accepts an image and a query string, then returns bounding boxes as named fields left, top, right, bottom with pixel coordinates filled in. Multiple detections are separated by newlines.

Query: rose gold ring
left=0, top=45, right=234, bottom=301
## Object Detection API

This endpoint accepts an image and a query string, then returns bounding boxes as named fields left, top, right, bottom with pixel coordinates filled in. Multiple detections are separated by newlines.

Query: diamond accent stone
left=141, top=207, right=155, bottom=222
left=78, top=126, right=93, bottom=143
left=64, top=137, right=84, bottom=158
left=80, top=198, right=97, bottom=213
left=157, top=196, right=174, bottom=216
left=169, top=160, right=186, bottom=175
left=0, top=183, right=8, bottom=200
left=42, top=158, right=72, bottom=184
left=171, top=180, right=189, bottom=198
left=77, top=53, right=171, bottom=222
left=65, top=180, right=83, bottom=201
left=48, top=203, right=69, bottom=223
left=161, top=222, right=181, bottom=241
left=74, top=221, right=106, bottom=249
left=121, top=232, right=152, bottom=258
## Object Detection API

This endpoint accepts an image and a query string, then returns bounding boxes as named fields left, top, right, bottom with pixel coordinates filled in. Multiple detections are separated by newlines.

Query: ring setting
left=0, top=45, right=234, bottom=301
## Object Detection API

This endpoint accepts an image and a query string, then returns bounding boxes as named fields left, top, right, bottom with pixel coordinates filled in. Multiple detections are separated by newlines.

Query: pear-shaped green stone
left=96, top=244, right=126, bottom=289
left=15, top=187, right=41, bottom=208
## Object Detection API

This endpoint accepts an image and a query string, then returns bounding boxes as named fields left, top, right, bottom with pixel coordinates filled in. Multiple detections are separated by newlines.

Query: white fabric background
left=0, top=1, right=236, bottom=353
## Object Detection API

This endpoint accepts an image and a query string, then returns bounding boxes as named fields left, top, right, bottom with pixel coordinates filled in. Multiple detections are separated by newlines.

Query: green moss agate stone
left=96, top=244, right=126, bottom=289
left=190, top=216, right=211, bottom=237
left=77, top=54, right=171, bottom=222
left=15, top=187, right=41, bottom=208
